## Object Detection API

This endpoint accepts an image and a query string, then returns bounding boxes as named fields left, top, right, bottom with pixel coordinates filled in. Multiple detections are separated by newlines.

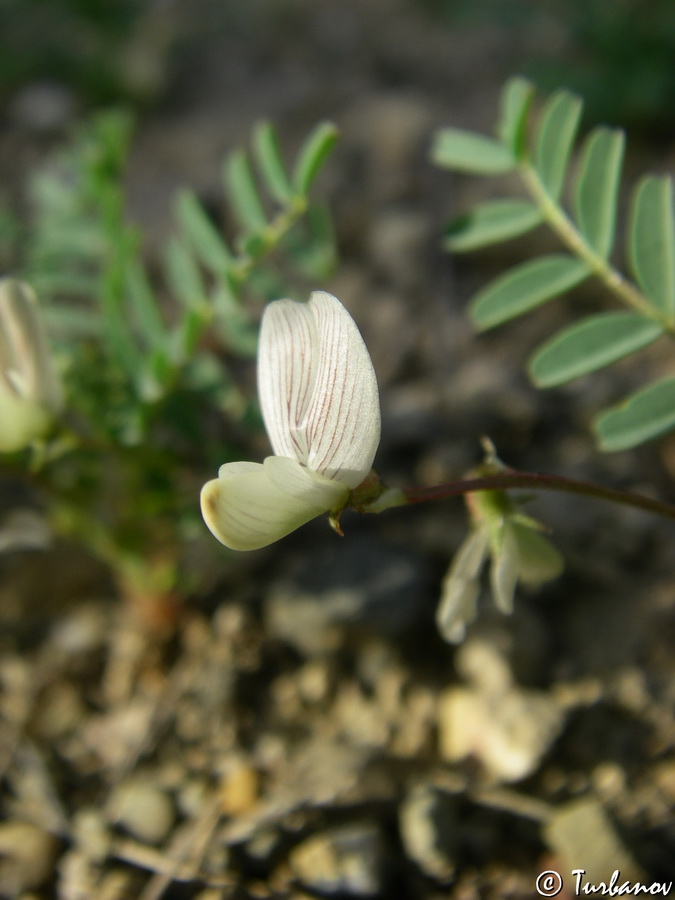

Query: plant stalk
left=399, top=469, right=675, bottom=521
left=520, top=162, right=675, bottom=335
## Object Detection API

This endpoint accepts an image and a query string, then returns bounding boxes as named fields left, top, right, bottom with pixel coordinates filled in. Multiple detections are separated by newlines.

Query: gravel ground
left=1, top=2, right=675, bottom=898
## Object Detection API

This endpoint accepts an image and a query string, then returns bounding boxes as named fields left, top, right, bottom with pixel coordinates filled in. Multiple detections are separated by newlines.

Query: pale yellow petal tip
left=200, top=478, right=268, bottom=552
left=200, top=459, right=344, bottom=552
left=0, top=278, right=63, bottom=452
left=200, top=478, right=233, bottom=549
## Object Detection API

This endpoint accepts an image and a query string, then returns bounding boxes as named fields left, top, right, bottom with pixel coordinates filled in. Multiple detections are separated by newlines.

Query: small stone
left=50, top=604, right=109, bottom=657
left=71, top=808, right=111, bottom=862
left=32, top=681, right=86, bottom=740
left=57, top=848, right=97, bottom=900
left=289, top=823, right=385, bottom=897
left=545, top=797, right=643, bottom=886
left=399, top=784, right=457, bottom=883
left=438, top=685, right=563, bottom=782
left=193, top=890, right=230, bottom=900
left=455, top=639, right=512, bottom=695
left=177, top=779, right=210, bottom=818
left=0, top=821, right=59, bottom=894
left=219, top=759, right=260, bottom=817
left=652, top=760, right=675, bottom=802
left=591, top=763, right=626, bottom=801
left=244, top=827, right=284, bottom=867
left=438, top=640, right=563, bottom=782
left=82, top=700, right=155, bottom=769
left=390, top=684, right=437, bottom=758
left=110, top=780, right=175, bottom=845
left=95, top=869, right=135, bottom=900
left=296, top=660, right=331, bottom=704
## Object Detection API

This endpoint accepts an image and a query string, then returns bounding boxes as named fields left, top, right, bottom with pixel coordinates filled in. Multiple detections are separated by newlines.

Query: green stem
left=520, top=162, right=675, bottom=335
left=228, top=195, right=308, bottom=287
left=399, top=469, right=675, bottom=521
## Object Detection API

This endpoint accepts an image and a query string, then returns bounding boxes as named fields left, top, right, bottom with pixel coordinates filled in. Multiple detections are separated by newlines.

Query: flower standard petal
left=0, top=279, right=63, bottom=452
left=200, top=458, right=348, bottom=551
left=257, top=292, right=380, bottom=488
left=304, top=292, right=380, bottom=487
left=257, top=298, right=316, bottom=464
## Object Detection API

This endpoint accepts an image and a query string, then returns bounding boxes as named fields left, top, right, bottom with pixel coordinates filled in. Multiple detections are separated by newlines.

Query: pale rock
left=289, top=822, right=385, bottom=897
left=545, top=797, right=643, bottom=887
left=0, top=821, right=58, bottom=894
left=438, top=639, right=564, bottom=782
left=110, top=779, right=175, bottom=845
left=399, top=784, right=457, bottom=883
left=219, top=758, right=260, bottom=817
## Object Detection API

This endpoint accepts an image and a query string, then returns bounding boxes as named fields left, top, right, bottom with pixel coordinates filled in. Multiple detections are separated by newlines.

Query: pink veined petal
left=257, top=292, right=381, bottom=489
left=0, top=279, right=62, bottom=412
left=257, top=299, right=317, bottom=464
left=201, top=458, right=345, bottom=552
left=304, top=292, right=380, bottom=488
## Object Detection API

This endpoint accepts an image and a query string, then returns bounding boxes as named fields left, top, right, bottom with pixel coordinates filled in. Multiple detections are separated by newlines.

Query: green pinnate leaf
left=125, top=259, right=167, bottom=349
left=139, top=347, right=172, bottom=401
left=292, top=121, right=339, bottom=196
left=594, top=376, right=675, bottom=450
left=574, top=127, right=625, bottom=260
left=171, top=306, right=208, bottom=362
left=43, top=306, right=102, bottom=337
left=445, top=199, right=542, bottom=251
left=529, top=312, right=663, bottom=387
left=283, top=203, right=337, bottom=279
left=175, top=190, right=233, bottom=273
left=253, top=121, right=294, bottom=204
left=163, top=236, right=206, bottom=308
left=431, top=128, right=516, bottom=175
left=497, top=76, right=535, bottom=158
left=534, top=89, right=583, bottom=200
left=225, top=150, right=268, bottom=233
left=471, top=255, right=591, bottom=330
left=100, top=275, right=141, bottom=376
left=628, top=175, right=675, bottom=317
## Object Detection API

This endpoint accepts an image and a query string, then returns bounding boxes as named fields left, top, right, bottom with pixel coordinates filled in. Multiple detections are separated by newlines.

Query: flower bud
left=0, top=278, right=63, bottom=452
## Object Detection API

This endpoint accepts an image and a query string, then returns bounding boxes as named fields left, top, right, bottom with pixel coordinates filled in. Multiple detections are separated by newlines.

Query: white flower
left=437, top=489, right=564, bottom=643
left=0, top=278, right=63, bottom=453
left=201, top=291, right=381, bottom=550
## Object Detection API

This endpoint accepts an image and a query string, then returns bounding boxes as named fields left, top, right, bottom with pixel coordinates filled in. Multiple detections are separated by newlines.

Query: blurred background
left=1, top=1, right=675, bottom=897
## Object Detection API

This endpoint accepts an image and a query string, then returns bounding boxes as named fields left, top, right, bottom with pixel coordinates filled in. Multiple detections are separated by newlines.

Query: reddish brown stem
left=402, top=470, right=675, bottom=522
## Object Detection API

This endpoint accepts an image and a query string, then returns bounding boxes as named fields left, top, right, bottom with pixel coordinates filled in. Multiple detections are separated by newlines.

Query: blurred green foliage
left=0, top=107, right=339, bottom=592
left=420, top=0, right=675, bottom=133
left=0, top=0, right=150, bottom=104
